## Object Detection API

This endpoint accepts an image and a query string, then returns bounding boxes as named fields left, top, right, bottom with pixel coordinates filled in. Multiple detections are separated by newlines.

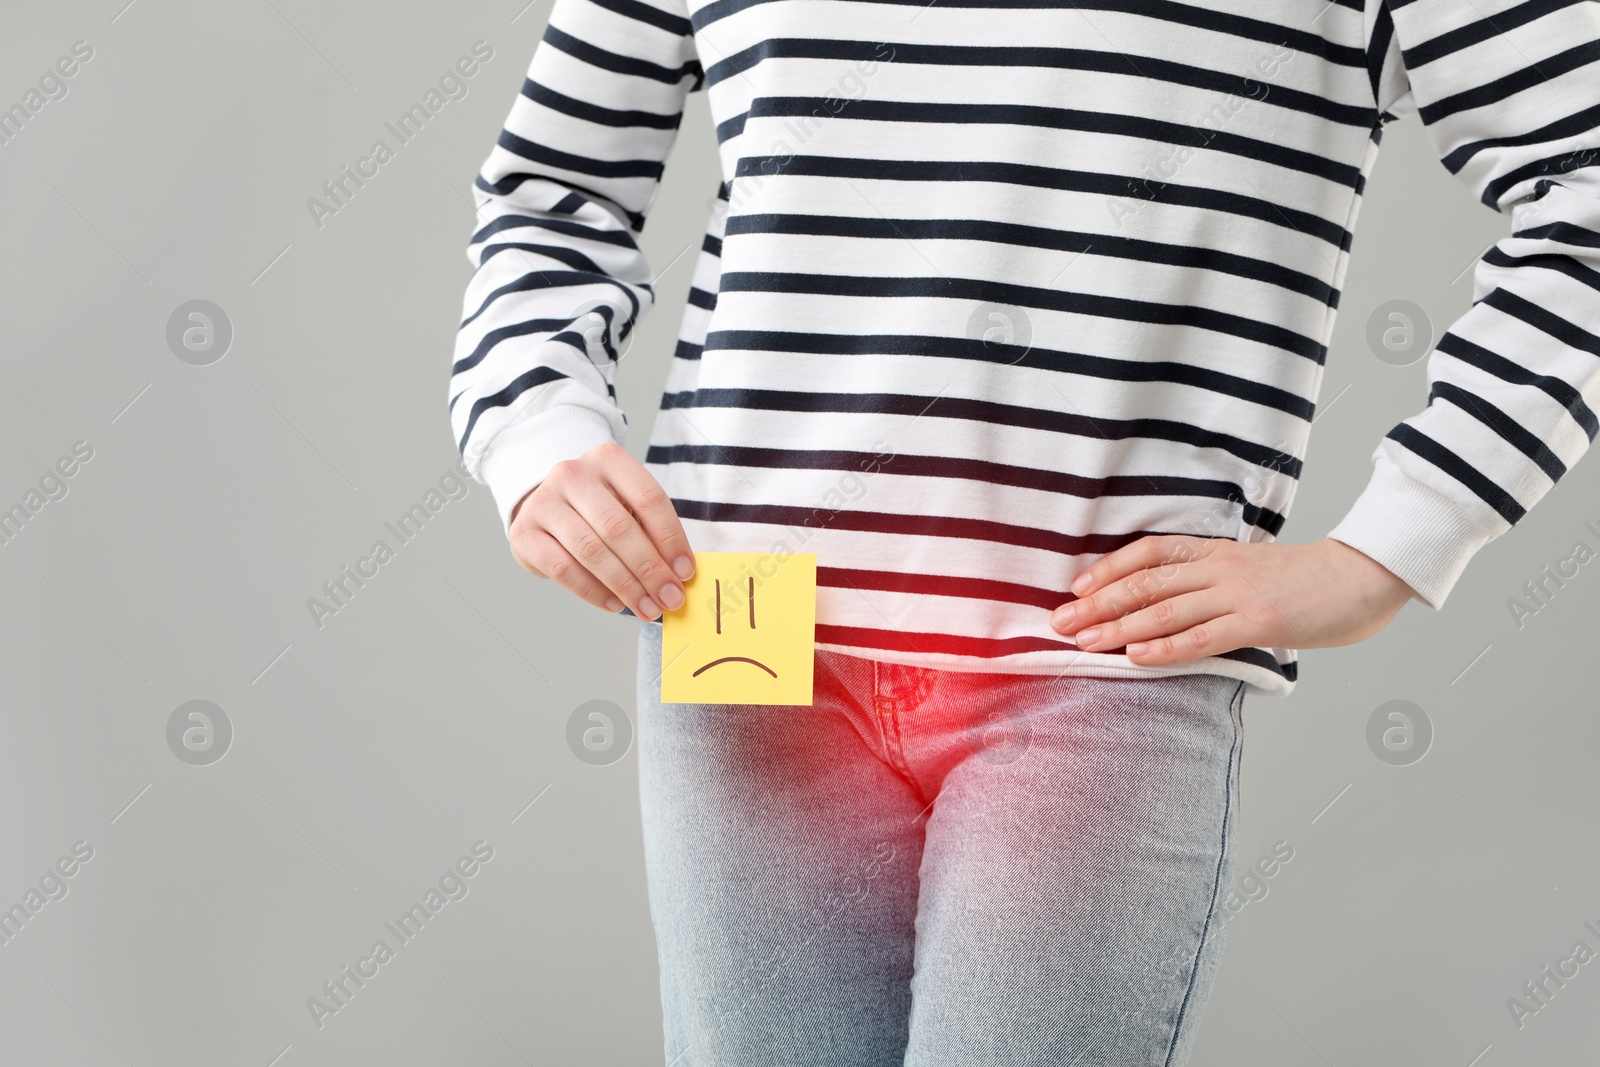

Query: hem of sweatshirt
left=478, top=403, right=620, bottom=536
left=812, top=642, right=1295, bottom=699
left=1322, top=450, right=1501, bottom=612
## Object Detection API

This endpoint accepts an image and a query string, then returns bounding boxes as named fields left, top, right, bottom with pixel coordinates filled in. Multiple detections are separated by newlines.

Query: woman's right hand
left=507, top=440, right=695, bottom=620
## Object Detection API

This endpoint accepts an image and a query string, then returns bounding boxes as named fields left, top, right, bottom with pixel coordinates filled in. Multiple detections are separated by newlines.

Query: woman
left=447, top=0, right=1600, bottom=1061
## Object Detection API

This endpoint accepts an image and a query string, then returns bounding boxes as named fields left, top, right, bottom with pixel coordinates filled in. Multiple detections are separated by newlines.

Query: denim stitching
left=1160, top=679, right=1245, bottom=1067
left=881, top=704, right=933, bottom=808
left=871, top=661, right=933, bottom=805
left=870, top=660, right=892, bottom=754
left=1229, top=680, right=1245, bottom=810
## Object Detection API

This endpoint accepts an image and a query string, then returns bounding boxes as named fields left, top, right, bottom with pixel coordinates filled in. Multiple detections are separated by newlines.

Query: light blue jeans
left=634, top=619, right=1247, bottom=1067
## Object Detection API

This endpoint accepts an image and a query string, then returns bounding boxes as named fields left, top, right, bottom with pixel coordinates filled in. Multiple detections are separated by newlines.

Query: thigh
left=901, top=671, right=1246, bottom=1067
left=634, top=620, right=928, bottom=1067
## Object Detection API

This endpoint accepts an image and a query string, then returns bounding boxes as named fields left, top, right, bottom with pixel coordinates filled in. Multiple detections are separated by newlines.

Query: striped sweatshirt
left=448, top=0, right=1600, bottom=699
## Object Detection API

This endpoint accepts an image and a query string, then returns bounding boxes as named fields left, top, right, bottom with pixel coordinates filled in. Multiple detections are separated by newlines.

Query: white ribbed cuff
left=477, top=404, right=621, bottom=536
left=1323, top=451, right=1500, bottom=611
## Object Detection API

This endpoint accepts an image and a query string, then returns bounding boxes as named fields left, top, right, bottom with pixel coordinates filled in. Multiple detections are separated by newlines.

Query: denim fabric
left=634, top=619, right=1247, bottom=1067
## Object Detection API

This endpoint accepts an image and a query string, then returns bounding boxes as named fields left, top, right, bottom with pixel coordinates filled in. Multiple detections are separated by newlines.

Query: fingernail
left=1053, top=606, right=1076, bottom=630
left=673, top=555, right=695, bottom=580
left=604, top=596, right=623, bottom=612
left=1075, top=626, right=1101, bottom=646
left=658, top=584, right=685, bottom=610
left=1126, top=642, right=1149, bottom=655
left=639, top=596, right=660, bottom=619
left=1071, top=573, right=1093, bottom=595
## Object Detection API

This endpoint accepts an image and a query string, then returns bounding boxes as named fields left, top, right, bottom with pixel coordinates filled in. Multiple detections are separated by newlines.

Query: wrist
left=1322, top=537, right=1416, bottom=610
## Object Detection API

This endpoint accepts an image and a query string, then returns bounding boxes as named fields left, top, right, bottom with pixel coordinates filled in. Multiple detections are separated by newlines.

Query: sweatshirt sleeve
left=1326, top=0, right=1600, bottom=609
left=448, top=0, right=703, bottom=535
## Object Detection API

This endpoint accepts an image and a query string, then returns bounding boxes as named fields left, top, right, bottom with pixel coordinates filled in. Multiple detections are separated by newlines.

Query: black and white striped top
left=449, top=0, right=1600, bottom=699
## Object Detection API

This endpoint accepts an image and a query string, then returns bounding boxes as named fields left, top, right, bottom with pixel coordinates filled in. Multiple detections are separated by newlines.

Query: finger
left=1073, top=587, right=1230, bottom=653
left=1058, top=553, right=1217, bottom=635
left=566, top=477, right=685, bottom=615
left=1070, top=535, right=1212, bottom=598
left=542, top=502, right=662, bottom=619
left=1121, top=612, right=1255, bottom=665
left=606, top=463, right=695, bottom=582
left=514, top=527, right=625, bottom=613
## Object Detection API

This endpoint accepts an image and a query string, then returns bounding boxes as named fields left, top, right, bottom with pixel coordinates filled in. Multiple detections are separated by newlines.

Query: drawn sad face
left=695, top=576, right=776, bottom=679
left=659, top=552, right=817, bottom=706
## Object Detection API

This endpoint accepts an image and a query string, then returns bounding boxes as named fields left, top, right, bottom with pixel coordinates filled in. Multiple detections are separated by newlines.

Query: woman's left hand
left=1050, top=536, right=1417, bottom=663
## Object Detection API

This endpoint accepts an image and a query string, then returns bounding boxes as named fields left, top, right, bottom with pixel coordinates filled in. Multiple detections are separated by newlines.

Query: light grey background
left=2, top=2, right=1595, bottom=1064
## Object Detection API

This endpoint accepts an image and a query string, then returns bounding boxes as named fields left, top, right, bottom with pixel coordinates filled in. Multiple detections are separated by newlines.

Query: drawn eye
left=713, top=577, right=756, bottom=634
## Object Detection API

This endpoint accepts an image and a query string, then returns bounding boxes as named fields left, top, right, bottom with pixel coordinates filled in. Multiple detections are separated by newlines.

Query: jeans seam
left=871, top=662, right=932, bottom=805
left=881, top=707, right=932, bottom=807
left=870, top=660, right=891, bottom=753
left=1160, top=679, right=1245, bottom=1067
left=1230, top=680, right=1245, bottom=810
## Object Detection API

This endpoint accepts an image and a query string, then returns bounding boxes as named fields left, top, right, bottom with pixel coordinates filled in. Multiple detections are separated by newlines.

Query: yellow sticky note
left=660, top=551, right=816, bottom=706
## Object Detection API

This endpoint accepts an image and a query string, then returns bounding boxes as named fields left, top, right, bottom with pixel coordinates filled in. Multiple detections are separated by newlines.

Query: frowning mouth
left=692, top=656, right=777, bottom=678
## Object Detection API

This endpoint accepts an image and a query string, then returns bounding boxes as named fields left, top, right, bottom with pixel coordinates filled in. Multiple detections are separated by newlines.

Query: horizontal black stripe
left=1484, top=287, right=1600, bottom=360
left=1434, top=330, right=1598, bottom=440
left=520, top=78, right=684, bottom=130
left=697, top=330, right=1318, bottom=418
left=1386, top=423, right=1526, bottom=524
left=1440, top=102, right=1600, bottom=174
left=1421, top=40, right=1600, bottom=124
left=738, top=95, right=1366, bottom=188
left=672, top=494, right=1280, bottom=557
left=1400, top=0, right=1574, bottom=69
left=1431, top=380, right=1568, bottom=482
left=1481, top=149, right=1600, bottom=207
left=475, top=173, right=646, bottom=230
left=717, top=270, right=1327, bottom=361
left=466, top=261, right=591, bottom=328
left=471, top=212, right=638, bottom=250
left=457, top=364, right=571, bottom=451
left=458, top=269, right=642, bottom=337
left=818, top=563, right=1082, bottom=609
left=733, top=154, right=1356, bottom=252
left=1511, top=221, right=1600, bottom=249
left=821, top=622, right=1091, bottom=659
left=723, top=212, right=1339, bottom=305
left=649, top=442, right=1290, bottom=532
left=543, top=23, right=701, bottom=86
left=455, top=318, right=560, bottom=378
left=585, top=0, right=695, bottom=38
left=496, top=127, right=664, bottom=180
left=705, top=39, right=1376, bottom=127
left=475, top=241, right=605, bottom=282
left=454, top=314, right=597, bottom=377
left=663, top=386, right=1305, bottom=474
left=1482, top=247, right=1600, bottom=299
left=693, top=0, right=1367, bottom=68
